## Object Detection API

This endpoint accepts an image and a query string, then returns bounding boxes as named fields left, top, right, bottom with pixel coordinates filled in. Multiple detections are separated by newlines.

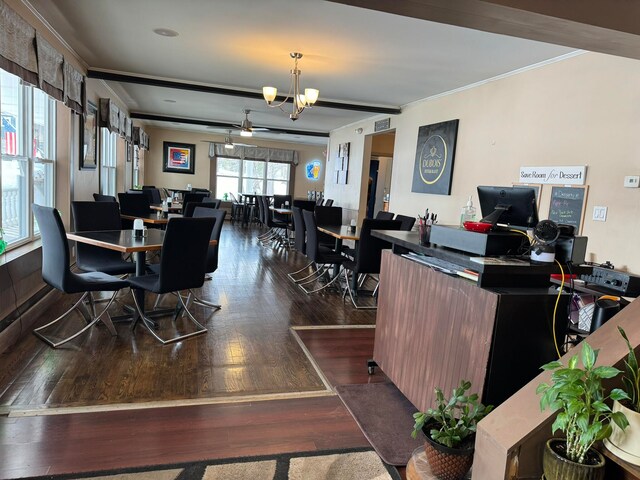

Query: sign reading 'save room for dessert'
left=519, top=166, right=587, bottom=185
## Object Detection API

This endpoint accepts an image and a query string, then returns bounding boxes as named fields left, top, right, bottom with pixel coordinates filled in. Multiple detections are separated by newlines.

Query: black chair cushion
left=375, top=211, right=395, bottom=220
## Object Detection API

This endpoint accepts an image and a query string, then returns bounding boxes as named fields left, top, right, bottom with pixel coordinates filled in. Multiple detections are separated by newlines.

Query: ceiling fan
left=234, top=109, right=270, bottom=137
left=201, top=130, right=256, bottom=150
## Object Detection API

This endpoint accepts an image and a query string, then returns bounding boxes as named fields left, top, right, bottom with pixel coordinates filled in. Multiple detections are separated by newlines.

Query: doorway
left=365, top=131, right=395, bottom=218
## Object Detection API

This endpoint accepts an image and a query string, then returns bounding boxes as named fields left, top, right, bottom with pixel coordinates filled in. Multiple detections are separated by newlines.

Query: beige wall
left=144, top=127, right=327, bottom=199
left=326, top=52, right=640, bottom=273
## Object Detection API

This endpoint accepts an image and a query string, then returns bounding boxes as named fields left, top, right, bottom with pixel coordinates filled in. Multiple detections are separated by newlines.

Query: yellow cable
left=509, top=229, right=531, bottom=243
left=553, top=259, right=565, bottom=359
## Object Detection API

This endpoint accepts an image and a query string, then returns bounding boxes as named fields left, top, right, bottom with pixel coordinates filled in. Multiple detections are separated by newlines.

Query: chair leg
left=345, top=271, right=378, bottom=310
left=300, top=266, right=345, bottom=294
left=33, top=291, right=120, bottom=348
left=287, top=261, right=314, bottom=282
left=130, top=289, right=207, bottom=345
left=297, top=264, right=329, bottom=286
left=188, top=289, right=222, bottom=310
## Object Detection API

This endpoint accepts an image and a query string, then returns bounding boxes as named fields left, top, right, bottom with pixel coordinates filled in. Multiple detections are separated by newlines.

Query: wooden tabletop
left=67, top=230, right=166, bottom=253
left=67, top=229, right=217, bottom=253
left=121, top=213, right=182, bottom=224
left=317, top=224, right=360, bottom=241
left=270, top=207, right=293, bottom=215
left=149, top=203, right=182, bottom=212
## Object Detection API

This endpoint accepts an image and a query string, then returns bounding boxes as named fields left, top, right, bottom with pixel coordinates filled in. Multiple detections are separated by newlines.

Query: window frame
left=1, top=69, right=56, bottom=250
left=100, top=127, right=117, bottom=196
left=215, top=157, right=290, bottom=197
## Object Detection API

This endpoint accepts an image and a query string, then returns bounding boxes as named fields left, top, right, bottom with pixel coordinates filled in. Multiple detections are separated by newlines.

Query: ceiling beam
left=88, top=70, right=402, bottom=115
left=130, top=112, right=330, bottom=138
left=328, top=0, right=640, bottom=61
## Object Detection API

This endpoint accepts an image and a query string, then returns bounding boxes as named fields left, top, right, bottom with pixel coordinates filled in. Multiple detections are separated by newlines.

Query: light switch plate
left=624, top=175, right=640, bottom=188
left=593, top=206, right=607, bottom=221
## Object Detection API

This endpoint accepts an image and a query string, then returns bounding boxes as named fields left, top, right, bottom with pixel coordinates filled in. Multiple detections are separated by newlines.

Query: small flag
left=2, top=116, right=17, bottom=156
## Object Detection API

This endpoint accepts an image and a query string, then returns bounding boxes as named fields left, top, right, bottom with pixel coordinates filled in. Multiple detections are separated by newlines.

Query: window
left=132, top=145, right=140, bottom=188
left=100, top=128, right=117, bottom=196
left=215, top=157, right=290, bottom=197
left=1, top=69, right=56, bottom=247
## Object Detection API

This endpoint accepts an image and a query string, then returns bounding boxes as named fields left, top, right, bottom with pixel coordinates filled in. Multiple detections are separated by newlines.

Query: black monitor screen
left=477, top=186, right=538, bottom=228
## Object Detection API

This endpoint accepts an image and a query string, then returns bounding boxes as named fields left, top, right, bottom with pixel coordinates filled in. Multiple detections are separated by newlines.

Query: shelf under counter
left=371, top=229, right=591, bottom=288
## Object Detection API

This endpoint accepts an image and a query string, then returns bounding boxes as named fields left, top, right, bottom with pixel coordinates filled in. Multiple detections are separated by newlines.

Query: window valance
left=0, top=0, right=85, bottom=114
left=99, top=98, right=120, bottom=134
left=132, top=126, right=149, bottom=150
left=211, top=144, right=298, bottom=164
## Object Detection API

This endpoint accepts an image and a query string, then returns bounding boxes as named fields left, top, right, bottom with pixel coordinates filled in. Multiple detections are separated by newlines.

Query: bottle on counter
left=459, top=196, right=476, bottom=227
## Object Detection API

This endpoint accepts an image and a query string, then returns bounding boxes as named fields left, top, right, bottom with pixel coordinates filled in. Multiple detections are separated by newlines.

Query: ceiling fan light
left=240, top=129, right=252, bottom=137
left=225, top=142, right=234, bottom=149
left=304, top=88, right=319, bottom=105
left=263, top=86, right=277, bottom=104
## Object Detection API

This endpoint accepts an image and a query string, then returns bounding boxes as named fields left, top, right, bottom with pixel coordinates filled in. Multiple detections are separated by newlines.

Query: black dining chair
left=31, top=204, right=129, bottom=348
left=394, top=214, right=416, bottom=231
left=203, top=198, right=222, bottom=208
left=299, top=209, right=347, bottom=294
left=128, top=216, right=215, bottom=345
left=142, top=186, right=162, bottom=204
left=229, top=192, right=245, bottom=224
left=287, top=206, right=314, bottom=283
left=324, top=199, right=334, bottom=207
left=71, top=201, right=136, bottom=276
left=183, top=201, right=220, bottom=218
left=375, top=211, right=395, bottom=220
left=314, top=206, right=343, bottom=250
left=118, top=192, right=151, bottom=216
left=93, top=193, right=117, bottom=202
left=342, top=218, right=402, bottom=309
left=183, top=192, right=209, bottom=207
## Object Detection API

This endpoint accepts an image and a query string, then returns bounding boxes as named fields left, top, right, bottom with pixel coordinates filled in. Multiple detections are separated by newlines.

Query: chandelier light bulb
left=262, top=86, right=277, bottom=104
left=304, top=88, right=319, bottom=105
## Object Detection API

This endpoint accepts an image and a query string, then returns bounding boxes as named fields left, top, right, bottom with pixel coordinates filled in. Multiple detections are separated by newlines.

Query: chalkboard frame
left=547, top=185, right=589, bottom=234
left=512, top=183, right=542, bottom=213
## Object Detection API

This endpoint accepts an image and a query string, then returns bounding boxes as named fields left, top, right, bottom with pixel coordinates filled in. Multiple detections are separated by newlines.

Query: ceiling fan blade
left=251, top=127, right=270, bottom=132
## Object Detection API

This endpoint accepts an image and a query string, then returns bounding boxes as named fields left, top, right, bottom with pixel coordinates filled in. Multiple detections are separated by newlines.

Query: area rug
left=335, top=383, right=424, bottom=466
left=21, top=447, right=400, bottom=480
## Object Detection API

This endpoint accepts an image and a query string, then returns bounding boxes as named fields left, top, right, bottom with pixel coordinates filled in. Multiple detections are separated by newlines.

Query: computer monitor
left=477, top=186, right=538, bottom=229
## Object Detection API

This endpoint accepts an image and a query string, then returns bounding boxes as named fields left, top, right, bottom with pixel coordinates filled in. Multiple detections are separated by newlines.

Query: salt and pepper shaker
left=350, top=219, right=357, bottom=233
left=133, top=218, right=144, bottom=239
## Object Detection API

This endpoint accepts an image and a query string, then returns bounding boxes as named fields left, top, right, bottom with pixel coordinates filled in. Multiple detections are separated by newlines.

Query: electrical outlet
left=593, top=206, right=607, bottom=222
left=624, top=175, right=640, bottom=188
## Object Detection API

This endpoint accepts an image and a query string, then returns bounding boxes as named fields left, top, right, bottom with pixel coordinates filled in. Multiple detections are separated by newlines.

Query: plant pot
left=422, top=428, right=474, bottom=480
left=604, top=400, right=640, bottom=466
left=542, top=438, right=605, bottom=480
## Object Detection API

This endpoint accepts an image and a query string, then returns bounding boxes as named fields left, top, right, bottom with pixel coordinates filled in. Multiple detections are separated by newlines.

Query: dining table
left=149, top=203, right=183, bottom=213
left=121, top=212, right=182, bottom=226
left=316, top=224, right=360, bottom=280
left=66, top=229, right=216, bottom=330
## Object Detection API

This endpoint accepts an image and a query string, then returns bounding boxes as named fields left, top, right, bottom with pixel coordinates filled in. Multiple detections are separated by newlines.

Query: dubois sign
left=519, top=166, right=587, bottom=185
left=412, top=119, right=459, bottom=195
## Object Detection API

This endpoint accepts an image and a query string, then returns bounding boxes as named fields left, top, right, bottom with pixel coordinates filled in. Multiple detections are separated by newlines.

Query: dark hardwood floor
left=0, top=223, right=394, bottom=479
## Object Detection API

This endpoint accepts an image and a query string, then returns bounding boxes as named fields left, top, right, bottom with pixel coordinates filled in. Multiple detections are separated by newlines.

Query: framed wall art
left=411, top=119, right=459, bottom=195
left=163, top=141, right=195, bottom=174
left=80, top=100, right=98, bottom=170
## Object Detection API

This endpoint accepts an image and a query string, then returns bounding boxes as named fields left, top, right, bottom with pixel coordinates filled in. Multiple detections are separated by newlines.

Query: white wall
left=144, top=127, right=327, bottom=199
left=326, top=52, right=640, bottom=273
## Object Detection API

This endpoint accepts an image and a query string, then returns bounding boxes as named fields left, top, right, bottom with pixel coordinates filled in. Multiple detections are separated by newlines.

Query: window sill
left=0, top=239, right=42, bottom=267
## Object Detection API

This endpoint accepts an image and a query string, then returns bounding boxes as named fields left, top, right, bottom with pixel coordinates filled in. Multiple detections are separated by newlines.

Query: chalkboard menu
left=548, top=186, right=588, bottom=233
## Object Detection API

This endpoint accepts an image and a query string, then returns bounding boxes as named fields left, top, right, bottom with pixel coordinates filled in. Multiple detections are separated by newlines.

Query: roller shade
left=99, top=98, right=120, bottom=133
left=212, top=144, right=298, bottom=164
left=35, top=32, right=64, bottom=101
left=0, top=0, right=38, bottom=85
left=132, top=126, right=149, bottom=150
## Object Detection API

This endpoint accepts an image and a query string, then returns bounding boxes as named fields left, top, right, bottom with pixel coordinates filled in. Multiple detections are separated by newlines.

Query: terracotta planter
left=604, top=400, right=640, bottom=466
left=423, top=429, right=474, bottom=480
left=542, top=438, right=605, bottom=480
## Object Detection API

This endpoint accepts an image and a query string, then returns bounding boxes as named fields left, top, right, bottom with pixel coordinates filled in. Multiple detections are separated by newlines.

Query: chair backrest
left=184, top=201, right=220, bottom=218
left=229, top=192, right=239, bottom=203
left=93, top=193, right=117, bottom=202
left=183, top=192, right=208, bottom=206
left=141, top=187, right=162, bottom=204
left=314, top=206, right=342, bottom=226
left=394, top=214, right=416, bottom=231
left=262, top=195, right=273, bottom=225
left=292, top=206, right=306, bottom=254
left=118, top=192, right=151, bottom=216
left=273, top=194, right=291, bottom=208
left=302, top=209, right=320, bottom=262
left=375, top=211, right=395, bottom=220
left=193, top=207, right=226, bottom=273
left=293, top=199, right=316, bottom=212
left=324, top=199, right=334, bottom=207
left=71, top=201, right=125, bottom=271
left=32, top=204, right=71, bottom=292
left=191, top=188, right=210, bottom=194
left=353, top=219, right=402, bottom=274
left=142, top=185, right=156, bottom=189
left=157, top=217, right=215, bottom=293
left=203, top=198, right=222, bottom=208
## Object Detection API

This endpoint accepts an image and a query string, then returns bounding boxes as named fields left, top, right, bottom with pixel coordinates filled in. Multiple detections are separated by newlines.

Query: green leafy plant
left=411, top=379, right=493, bottom=448
left=537, top=341, right=629, bottom=464
left=618, top=326, right=640, bottom=413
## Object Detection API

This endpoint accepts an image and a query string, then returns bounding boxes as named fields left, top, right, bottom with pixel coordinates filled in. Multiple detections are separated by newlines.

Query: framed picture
left=163, top=141, right=195, bottom=174
left=411, top=119, right=459, bottom=195
left=80, top=101, right=97, bottom=170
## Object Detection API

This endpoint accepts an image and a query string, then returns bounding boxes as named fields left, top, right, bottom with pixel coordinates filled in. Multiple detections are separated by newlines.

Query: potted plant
left=604, top=327, right=640, bottom=465
left=411, top=379, right=493, bottom=480
left=537, top=341, right=629, bottom=480
left=0, top=227, right=6, bottom=255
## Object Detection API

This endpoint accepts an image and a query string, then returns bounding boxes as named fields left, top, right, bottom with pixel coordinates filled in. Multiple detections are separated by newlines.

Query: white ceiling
left=28, top=0, right=575, bottom=145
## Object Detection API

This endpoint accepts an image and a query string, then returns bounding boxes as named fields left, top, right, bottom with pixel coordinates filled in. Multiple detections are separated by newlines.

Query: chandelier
left=262, top=52, right=319, bottom=121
